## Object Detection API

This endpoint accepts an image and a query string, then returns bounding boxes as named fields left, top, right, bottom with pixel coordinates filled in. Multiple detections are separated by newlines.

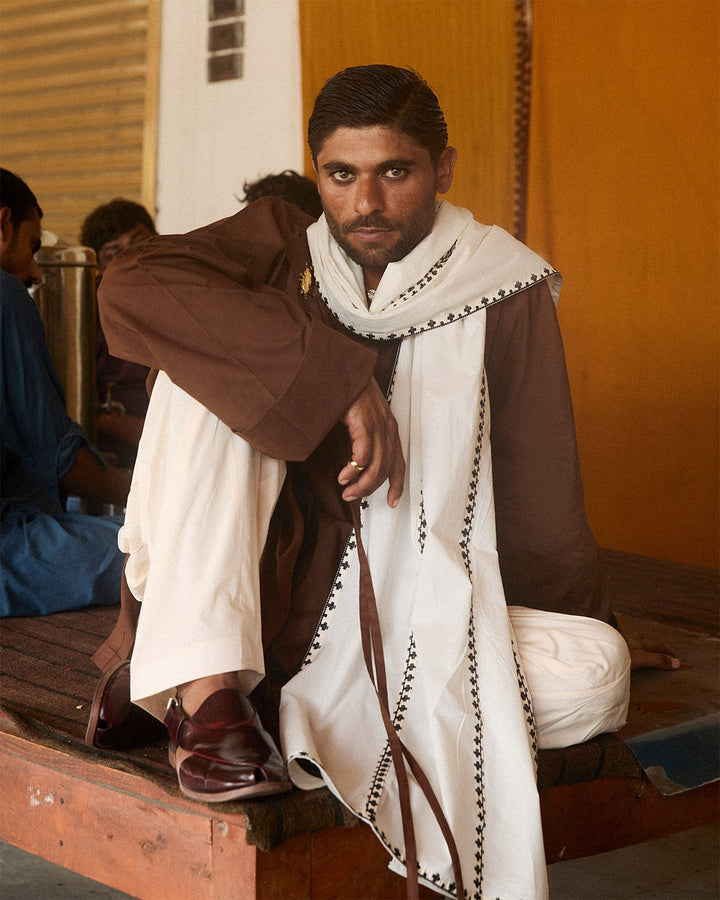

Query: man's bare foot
left=622, top=632, right=681, bottom=670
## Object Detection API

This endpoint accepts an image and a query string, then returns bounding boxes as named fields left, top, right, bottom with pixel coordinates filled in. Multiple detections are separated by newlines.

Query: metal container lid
left=35, top=231, right=96, bottom=267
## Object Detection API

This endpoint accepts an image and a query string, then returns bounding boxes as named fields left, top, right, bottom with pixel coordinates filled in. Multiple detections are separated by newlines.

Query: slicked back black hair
left=308, top=65, right=448, bottom=165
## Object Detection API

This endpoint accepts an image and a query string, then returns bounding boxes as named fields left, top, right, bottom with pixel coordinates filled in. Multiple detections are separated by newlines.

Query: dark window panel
left=209, top=0, right=244, bottom=21
left=208, top=52, right=243, bottom=83
left=208, top=21, right=243, bottom=52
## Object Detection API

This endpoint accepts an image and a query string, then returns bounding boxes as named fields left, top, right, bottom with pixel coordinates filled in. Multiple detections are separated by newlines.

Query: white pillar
left=156, top=0, right=304, bottom=233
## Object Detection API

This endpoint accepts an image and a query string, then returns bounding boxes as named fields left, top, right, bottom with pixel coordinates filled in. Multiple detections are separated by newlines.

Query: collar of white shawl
left=306, top=200, right=561, bottom=340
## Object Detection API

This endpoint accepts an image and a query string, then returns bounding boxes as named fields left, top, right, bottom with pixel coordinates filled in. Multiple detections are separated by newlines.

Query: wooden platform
left=1, top=550, right=718, bottom=898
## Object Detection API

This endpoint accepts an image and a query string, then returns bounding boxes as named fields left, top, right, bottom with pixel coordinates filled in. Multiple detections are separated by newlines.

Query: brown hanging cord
left=350, top=501, right=466, bottom=900
left=513, top=0, right=534, bottom=243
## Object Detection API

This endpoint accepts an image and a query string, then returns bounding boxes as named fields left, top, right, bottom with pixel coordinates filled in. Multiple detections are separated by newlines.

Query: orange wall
left=298, top=0, right=719, bottom=568
left=299, top=0, right=519, bottom=232
left=527, top=0, right=719, bottom=567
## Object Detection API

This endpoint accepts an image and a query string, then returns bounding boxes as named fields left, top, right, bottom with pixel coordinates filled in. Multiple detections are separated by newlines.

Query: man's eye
left=330, top=170, right=353, bottom=183
left=384, top=168, right=406, bottom=179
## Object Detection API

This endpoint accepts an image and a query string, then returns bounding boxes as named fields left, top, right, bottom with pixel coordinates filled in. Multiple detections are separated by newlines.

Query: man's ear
left=0, top=206, right=14, bottom=248
left=436, top=146, right=457, bottom=194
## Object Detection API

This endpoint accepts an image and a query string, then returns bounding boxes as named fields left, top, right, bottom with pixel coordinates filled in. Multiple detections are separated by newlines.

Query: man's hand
left=61, top=445, right=131, bottom=510
left=338, top=378, right=405, bottom=508
left=622, top=630, right=681, bottom=671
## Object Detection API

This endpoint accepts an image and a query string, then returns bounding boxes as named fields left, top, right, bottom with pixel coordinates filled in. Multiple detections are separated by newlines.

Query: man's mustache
left=342, top=215, right=396, bottom=233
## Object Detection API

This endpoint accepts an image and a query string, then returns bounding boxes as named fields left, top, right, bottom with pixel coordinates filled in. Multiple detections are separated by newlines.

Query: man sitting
left=87, top=67, right=677, bottom=899
left=1, top=169, right=130, bottom=617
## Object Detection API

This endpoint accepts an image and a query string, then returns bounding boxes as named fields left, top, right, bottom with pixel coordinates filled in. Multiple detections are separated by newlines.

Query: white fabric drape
left=123, top=371, right=286, bottom=719
left=119, top=202, right=629, bottom=898
left=306, top=200, right=561, bottom=338
left=281, top=203, right=564, bottom=898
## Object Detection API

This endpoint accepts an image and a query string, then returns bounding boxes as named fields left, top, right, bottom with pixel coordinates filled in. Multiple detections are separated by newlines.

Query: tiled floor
left=0, top=821, right=717, bottom=899
left=547, top=820, right=719, bottom=899
left=0, top=840, right=133, bottom=899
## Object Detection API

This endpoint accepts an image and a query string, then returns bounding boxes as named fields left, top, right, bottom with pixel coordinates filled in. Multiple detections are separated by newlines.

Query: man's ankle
left=177, top=672, right=243, bottom=716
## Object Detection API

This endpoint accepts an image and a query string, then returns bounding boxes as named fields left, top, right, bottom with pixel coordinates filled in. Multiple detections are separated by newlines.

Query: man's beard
left=324, top=197, right=438, bottom=272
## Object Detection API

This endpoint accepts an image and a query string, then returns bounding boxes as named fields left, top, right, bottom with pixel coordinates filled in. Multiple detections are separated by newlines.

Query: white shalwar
left=122, top=202, right=631, bottom=900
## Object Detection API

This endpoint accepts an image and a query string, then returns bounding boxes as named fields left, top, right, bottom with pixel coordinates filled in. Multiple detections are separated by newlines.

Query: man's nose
left=353, top=177, right=383, bottom=215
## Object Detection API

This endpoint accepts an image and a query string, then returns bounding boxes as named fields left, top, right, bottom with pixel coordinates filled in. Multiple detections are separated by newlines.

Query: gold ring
left=349, top=460, right=366, bottom=472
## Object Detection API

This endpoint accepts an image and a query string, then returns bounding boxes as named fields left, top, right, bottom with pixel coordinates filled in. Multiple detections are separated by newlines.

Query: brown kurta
left=93, top=197, right=609, bottom=720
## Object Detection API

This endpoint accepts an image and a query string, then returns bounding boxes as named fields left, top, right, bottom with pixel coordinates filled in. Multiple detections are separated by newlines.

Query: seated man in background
left=0, top=168, right=130, bottom=617
left=81, top=186, right=317, bottom=467
left=80, top=198, right=156, bottom=464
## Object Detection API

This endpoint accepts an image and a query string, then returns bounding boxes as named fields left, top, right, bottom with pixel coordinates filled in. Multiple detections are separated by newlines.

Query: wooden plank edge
left=541, top=775, right=720, bottom=863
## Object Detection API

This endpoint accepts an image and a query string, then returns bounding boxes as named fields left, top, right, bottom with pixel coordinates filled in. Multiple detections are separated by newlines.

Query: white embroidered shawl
left=280, top=201, right=560, bottom=899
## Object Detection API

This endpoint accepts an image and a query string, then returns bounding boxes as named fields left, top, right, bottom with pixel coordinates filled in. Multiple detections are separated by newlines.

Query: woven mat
left=1, top=552, right=717, bottom=849
left=0, top=606, right=361, bottom=852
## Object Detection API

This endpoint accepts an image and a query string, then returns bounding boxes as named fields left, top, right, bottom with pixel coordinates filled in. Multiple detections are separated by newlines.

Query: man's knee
left=510, top=608, right=631, bottom=749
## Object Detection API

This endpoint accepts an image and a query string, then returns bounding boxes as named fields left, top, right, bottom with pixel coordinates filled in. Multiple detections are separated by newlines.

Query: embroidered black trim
left=317, top=263, right=558, bottom=343
left=417, top=490, right=427, bottom=553
left=364, top=633, right=418, bottom=821
left=459, top=373, right=487, bottom=572
left=372, top=824, right=459, bottom=898
left=298, top=747, right=464, bottom=897
left=458, top=375, right=489, bottom=897
left=467, top=603, right=487, bottom=898
left=386, top=340, right=402, bottom=402
left=369, top=387, right=491, bottom=895
left=512, top=639, right=538, bottom=761
left=385, top=240, right=458, bottom=308
left=300, top=533, right=357, bottom=668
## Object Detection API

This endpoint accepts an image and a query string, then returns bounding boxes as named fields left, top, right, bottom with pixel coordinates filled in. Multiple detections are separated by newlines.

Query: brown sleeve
left=485, top=281, right=611, bottom=623
left=97, top=198, right=376, bottom=462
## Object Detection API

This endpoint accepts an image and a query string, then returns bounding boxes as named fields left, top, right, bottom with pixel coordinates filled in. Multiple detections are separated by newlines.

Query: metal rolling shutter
left=0, top=0, right=159, bottom=243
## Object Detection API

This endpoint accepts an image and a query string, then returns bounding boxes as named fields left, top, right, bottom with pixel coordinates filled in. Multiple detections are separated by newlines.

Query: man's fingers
left=622, top=630, right=681, bottom=671
left=341, top=432, right=405, bottom=505
left=630, top=649, right=681, bottom=671
left=339, top=378, right=405, bottom=506
left=338, top=458, right=368, bottom=486
left=386, top=441, right=406, bottom=508
left=338, top=435, right=378, bottom=498
left=341, top=456, right=389, bottom=502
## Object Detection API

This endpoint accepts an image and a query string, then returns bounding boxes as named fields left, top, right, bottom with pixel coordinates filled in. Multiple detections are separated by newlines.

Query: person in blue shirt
left=0, top=167, right=130, bottom=616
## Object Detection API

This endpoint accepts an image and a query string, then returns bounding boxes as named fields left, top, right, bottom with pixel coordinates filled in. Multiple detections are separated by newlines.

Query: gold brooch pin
left=299, top=265, right=313, bottom=298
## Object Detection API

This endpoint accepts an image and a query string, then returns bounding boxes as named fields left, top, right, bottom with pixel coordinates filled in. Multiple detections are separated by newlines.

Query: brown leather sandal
left=164, top=688, right=292, bottom=802
left=85, top=659, right=166, bottom=750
